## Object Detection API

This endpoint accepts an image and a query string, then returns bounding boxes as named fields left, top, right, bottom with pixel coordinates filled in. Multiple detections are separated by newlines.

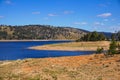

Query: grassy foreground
left=29, top=41, right=110, bottom=51
left=0, top=54, right=120, bottom=80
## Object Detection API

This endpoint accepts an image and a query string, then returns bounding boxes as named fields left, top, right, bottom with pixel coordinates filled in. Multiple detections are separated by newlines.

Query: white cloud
left=0, top=16, right=4, bottom=18
left=74, top=22, right=87, bottom=25
left=32, top=12, right=40, bottom=14
left=48, top=14, right=58, bottom=16
left=94, top=22, right=104, bottom=26
left=63, top=11, right=74, bottom=14
left=97, top=13, right=112, bottom=18
left=5, top=0, right=12, bottom=4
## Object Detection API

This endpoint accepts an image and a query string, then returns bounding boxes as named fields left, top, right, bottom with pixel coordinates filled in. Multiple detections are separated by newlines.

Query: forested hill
left=0, top=25, right=88, bottom=40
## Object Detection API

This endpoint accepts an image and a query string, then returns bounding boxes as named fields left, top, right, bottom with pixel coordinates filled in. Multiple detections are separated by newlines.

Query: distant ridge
left=0, top=25, right=88, bottom=40
left=99, top=32, right=113, bottom=39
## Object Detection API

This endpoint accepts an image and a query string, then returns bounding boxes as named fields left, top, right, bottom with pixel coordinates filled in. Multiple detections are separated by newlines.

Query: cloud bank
left=97, top=13, right=112, bottom=18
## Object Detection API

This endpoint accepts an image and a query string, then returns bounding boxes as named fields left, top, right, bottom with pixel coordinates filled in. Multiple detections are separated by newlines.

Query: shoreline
left=28, top=41, right=110, bottom=51
left=0, top=39, right=73, bottom=42
left=0, top=53, right=96, bottom=62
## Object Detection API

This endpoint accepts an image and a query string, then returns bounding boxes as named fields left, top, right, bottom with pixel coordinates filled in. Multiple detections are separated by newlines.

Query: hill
left=0, top=25, right=88, bottom=40
left=99, top=32, right=113, bottom=39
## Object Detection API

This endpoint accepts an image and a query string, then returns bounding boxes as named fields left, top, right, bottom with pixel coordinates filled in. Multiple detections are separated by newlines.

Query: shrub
left=108, top=40, right=117, bottom=55
left=96, top=47, right=104, bottom=54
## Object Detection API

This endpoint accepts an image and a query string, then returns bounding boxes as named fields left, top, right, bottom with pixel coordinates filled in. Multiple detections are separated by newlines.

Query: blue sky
left=0, top=0, right=120, bottom=32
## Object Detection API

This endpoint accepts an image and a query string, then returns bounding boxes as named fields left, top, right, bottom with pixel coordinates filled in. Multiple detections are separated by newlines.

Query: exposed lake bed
left=29, top=41, right=110, bottom=51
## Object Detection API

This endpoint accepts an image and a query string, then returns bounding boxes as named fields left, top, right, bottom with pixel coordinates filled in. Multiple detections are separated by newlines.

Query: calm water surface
left=0, top=41, right=95, bottom=60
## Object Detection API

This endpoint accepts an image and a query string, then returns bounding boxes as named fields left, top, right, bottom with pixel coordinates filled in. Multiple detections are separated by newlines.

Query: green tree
left=96, top=47, right=104, bottom=54
left=111, top=33, right=115, bottom=41
left=77, top=31, right=106, bottom=41
left=108, top=40, right=117, bottom=55
left=90, top=31, right=99, bottom=41
left=0, top=31, right=8, bottom=39
left=98, top=33, right=106, bottom=41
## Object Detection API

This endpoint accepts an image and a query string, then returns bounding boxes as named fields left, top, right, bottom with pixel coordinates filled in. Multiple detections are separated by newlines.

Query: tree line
left=76, top=31, right=120, bottom=42
left=76, top=31, right=106, bottom=41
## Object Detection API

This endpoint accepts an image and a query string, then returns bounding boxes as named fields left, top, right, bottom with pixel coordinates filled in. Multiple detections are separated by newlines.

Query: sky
left=0, top=0, right=120, bottom=32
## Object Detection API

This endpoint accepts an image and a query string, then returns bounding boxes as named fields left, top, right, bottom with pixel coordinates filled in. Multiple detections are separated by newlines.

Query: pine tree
left=77, top=31, right=106, bottom=41
left=108, top=40, right=117, bottom=55
left=90, top=31, right=99, bottom=41
left=98, top=33, right=106, bottom=41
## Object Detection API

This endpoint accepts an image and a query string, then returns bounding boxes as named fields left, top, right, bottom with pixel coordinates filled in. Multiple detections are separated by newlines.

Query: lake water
left=0, top=41, right=95, bottom=60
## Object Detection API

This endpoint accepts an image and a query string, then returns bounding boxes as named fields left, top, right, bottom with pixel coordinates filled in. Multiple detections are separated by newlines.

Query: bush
left=96, top=47, right=104, bottom=54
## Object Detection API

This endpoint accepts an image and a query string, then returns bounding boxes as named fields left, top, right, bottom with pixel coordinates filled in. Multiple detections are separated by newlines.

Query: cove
left=0, top=41, right=95, bottom=60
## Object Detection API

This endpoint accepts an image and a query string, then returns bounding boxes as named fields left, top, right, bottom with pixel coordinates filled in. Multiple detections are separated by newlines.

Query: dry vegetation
left=29, top=41, right=110, bottom=51
left=0, top=54, right=120, bottom=80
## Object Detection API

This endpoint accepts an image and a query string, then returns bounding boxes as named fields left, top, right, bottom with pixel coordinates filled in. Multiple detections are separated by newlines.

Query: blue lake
left=0, top=41, right=95, bottom=60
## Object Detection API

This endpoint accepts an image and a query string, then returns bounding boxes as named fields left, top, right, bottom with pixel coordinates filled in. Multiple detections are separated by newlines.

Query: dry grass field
left=0, top=54, right=120, bottom=80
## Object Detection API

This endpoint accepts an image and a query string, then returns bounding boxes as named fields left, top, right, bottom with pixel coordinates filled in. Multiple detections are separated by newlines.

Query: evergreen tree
left=111, top=33, right=116, bottom=41
left=77, top=31, right=107, bottom=41
left=108, top=40, right=117, bottom=55
left=90, top=31, right=99, bottom=41
left=98, top=33, right=106, bottom=41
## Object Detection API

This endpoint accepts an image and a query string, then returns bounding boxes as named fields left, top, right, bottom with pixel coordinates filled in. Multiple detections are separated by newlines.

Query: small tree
left=111, top=34, right=116, bottom=41
left=108, top=40, right=117, bottom=55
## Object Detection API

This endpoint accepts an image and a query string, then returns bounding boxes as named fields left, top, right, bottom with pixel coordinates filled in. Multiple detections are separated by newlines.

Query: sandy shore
left=29, top=41, right=110, bottom=51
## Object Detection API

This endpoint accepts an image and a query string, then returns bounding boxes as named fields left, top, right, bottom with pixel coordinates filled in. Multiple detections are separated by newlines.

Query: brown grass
left=29, top=41, right=110, bottom=51
left=0, top=54, right=120, bottom=80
